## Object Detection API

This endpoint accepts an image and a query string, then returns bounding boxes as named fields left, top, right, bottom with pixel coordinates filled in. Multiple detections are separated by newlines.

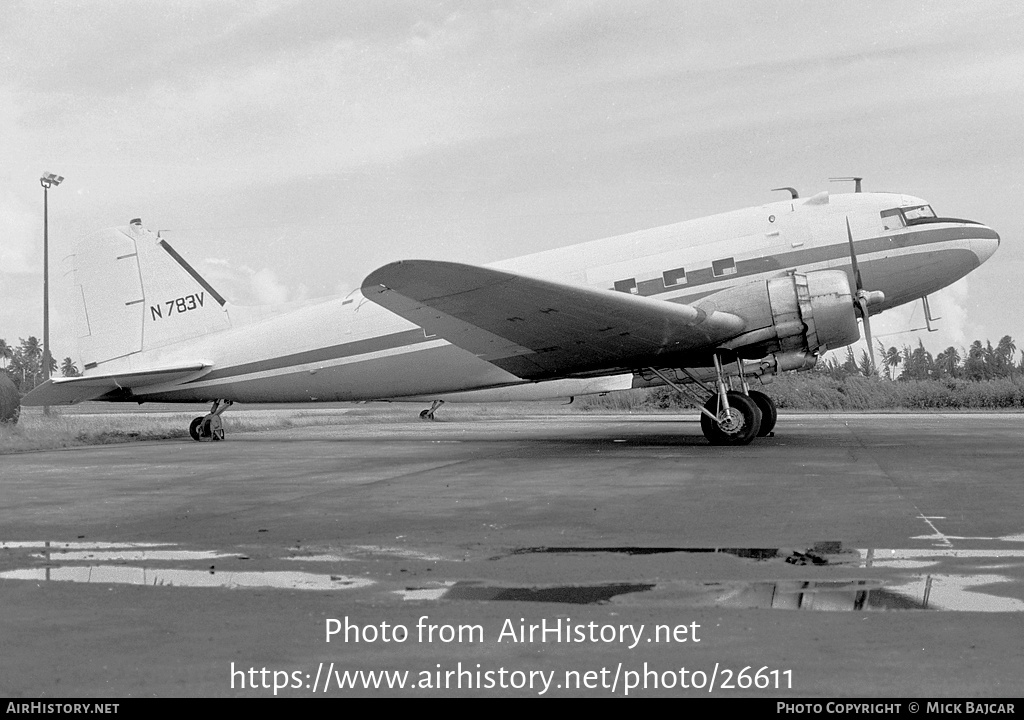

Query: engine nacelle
left=695, top=270, right=861, bottom=358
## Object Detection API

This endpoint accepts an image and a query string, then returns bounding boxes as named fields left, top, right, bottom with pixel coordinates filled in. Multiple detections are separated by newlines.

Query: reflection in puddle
left=5, top=541, right=239, bottom=562
left=283, top=554, right=355, bottom=562
left=485, top=543, right=1024, bottom=611
left=5, top=539, right=1023, bottom=609
left=394, top=583, right=456, bottom=601
left=2, top=541, right=169, bottom=550
left=883, top=574, right=1024, bottom=612
left=446, top=581, right=656, bottom=604
left=31, top=550, right=240, bottom=562
left=507, top=544, right=855, bottom=566
left=423, top=579, right=886, bottom=609
left=351, top=545, right=447, bottom=562
left=0, top=566, right=374, bottom=590
left=862, top=548, right=1024, bottom=567
left=410, top=576, right=1024, bottom=611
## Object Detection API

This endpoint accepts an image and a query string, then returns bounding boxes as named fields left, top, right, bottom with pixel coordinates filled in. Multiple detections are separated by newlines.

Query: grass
left=576, top=375, right=1024, bottom=413
left=0, top=400, right=580, bottom=454
left=4, top=376, right=1022, bottom=453
left=0, top=405, right=352, bottom=454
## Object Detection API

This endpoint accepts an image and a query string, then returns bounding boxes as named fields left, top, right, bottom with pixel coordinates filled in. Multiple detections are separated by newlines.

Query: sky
left=2, top=0, right=1022, bottom=369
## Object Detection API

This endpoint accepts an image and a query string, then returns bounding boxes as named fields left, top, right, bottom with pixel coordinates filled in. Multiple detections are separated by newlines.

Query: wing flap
left=21, top=364, right=211, bottom=406
left=361, top=261, right=745, bottom=379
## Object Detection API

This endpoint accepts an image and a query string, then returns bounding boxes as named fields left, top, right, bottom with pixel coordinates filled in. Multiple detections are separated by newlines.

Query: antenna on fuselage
left=829, top=176, right=863, bottom=193
left=771, top=187, right=799, bottom=199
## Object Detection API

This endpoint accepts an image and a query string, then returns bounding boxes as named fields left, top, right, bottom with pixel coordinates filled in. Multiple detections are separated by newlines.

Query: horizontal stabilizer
left=21, top=364, right=211, bottom=406
left=361, top=260, right=745, bottom=379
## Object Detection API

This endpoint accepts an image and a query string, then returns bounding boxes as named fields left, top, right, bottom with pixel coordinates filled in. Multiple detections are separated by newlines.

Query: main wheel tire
left=419, top=409, right=432, bottom=420
left=700, top=391, right=762, bottom=446
left=747, top=389, right=778, bottom=437
left=188, top=416, right=205, bottom=441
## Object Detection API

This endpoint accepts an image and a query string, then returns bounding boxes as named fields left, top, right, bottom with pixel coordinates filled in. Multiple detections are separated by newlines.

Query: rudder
left=73, top=221, right=231, bottom=370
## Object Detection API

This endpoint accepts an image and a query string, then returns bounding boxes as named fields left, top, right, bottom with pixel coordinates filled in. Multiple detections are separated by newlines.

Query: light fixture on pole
left=40, top=172, right=64, bottom=388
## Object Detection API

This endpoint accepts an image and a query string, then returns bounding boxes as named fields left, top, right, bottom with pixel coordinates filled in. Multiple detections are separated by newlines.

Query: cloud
left=249, top=267, right=291, bottom=305
left=197, top=257, right=301, bottom=306
left=928, top=278, right=970, bottom=350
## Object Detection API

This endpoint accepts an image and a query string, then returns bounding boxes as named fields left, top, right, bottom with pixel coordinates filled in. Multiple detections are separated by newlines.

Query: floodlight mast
left=40, top=172, right=63, bottom=391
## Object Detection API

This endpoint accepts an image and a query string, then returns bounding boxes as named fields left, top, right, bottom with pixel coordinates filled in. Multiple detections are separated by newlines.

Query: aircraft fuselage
left=59, top=191, right=1002, bottom=404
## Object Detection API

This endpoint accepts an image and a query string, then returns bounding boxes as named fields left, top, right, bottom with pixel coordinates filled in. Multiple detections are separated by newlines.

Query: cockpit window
left=880, top=204, right=938, bottom=229
left=880, top=208, right=905, bottom=229
left=902, top=204, right=936, bottom=222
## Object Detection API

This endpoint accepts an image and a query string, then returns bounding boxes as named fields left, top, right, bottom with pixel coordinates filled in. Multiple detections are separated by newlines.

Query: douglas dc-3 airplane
left=23, top=186, right=999, bottom=445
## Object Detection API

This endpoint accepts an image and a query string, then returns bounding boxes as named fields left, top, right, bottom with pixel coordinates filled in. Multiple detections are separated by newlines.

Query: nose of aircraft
left=972, top=227, right=1000, bottom=265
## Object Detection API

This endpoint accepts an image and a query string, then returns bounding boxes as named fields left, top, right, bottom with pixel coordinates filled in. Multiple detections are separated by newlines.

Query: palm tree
left=984, top=340, right=999, bottom=377
left=965, top=340, right=987, bottom=381
left=997, top=336, right=1017, bottom=379
left=16, top=337, right=44, bottom=389
left=60, top=357, right=79, bottom=377
left=842, top=346, right=859, bottom=376
left=935, top=346, right=960, bottom=378
left=899, top=339, right=933, bottom=380
left=858, top=350, right=876, bottom=377
left=0, top=338, right=11, bottom=371
left=882, top=345, right=902, bottom=381
left=19, top=336, right=41, bottom=362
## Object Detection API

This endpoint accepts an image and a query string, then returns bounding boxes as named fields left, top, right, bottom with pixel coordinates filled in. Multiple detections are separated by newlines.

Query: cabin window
left=711, top=258, right=736, bottom=277
left=662, top=267, right=687, bottom=287
left=613, top=278, right=638, bottom=294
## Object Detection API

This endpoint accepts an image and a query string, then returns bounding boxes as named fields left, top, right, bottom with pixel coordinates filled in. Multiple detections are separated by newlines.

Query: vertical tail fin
left=73, top=221, right=231, bottom=370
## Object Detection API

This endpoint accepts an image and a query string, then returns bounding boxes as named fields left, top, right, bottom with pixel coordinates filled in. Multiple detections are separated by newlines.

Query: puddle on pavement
left=458, top=542, right=1024, bottom=611
left=1, top=540, right=369, bottom=591
left=445, top=582, right=657, bottom=604
left=3, top=540, right=241, bottom=562
left=506, top=542, right=852, bottom=565
left=4, top=540, right=1022, bottom=608
left=398, top=575, right=1024, bottom=611
left=0, top=566, right=373, bottom=590
left=3, top=541, right=169, bottom=550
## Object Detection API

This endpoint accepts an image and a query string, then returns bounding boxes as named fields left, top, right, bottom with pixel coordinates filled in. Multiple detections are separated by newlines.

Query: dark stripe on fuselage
left=186, top=328, right=432, bottom=384
left=630, top=225, right=994, bottom=298
left=188, top=225, right=992, bottom=386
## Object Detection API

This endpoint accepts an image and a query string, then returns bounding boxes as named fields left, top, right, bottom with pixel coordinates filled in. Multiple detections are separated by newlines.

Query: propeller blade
left=858, top=295, right=876, bottom=374
left=846, top=216, right=863, bottom=292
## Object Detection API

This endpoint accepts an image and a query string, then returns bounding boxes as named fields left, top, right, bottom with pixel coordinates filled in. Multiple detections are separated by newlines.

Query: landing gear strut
left=189, top=400, right=233, bottom=441
left=699, top=353, right=761, bottom=445
left=727, top=353, right=777, bottom=438
left=419, top=399, right=443, bottom=421
left=648, top=351, right=775, bottom=445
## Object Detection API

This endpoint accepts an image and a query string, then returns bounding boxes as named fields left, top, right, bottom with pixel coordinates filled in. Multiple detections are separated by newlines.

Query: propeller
left=846, top=217, right=885, bottom=375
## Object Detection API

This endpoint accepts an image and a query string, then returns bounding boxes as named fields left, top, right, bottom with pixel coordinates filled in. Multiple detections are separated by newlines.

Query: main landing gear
left=648, top=352, right=778, bottom=446
left=419, top=399, right=444, bottom=421
left=189, top=399, right=233, bottom=441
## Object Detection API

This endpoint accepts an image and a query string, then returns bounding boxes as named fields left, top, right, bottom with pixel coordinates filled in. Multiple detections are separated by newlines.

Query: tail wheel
left=747, top=390, right=778, bottom=437
left=700, top=391, right=761, bottom=446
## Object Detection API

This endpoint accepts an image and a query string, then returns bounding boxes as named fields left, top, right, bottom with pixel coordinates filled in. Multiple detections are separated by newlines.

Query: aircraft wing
left=362, top=260, right=746, bottom=379
left=20, top=364, right=211, bottom=406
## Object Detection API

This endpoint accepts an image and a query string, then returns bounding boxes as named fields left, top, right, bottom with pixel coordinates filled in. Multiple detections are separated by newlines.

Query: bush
left=577, top=374, right=1024, bottom=412
left=0, top=373, right=20, bottom=424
